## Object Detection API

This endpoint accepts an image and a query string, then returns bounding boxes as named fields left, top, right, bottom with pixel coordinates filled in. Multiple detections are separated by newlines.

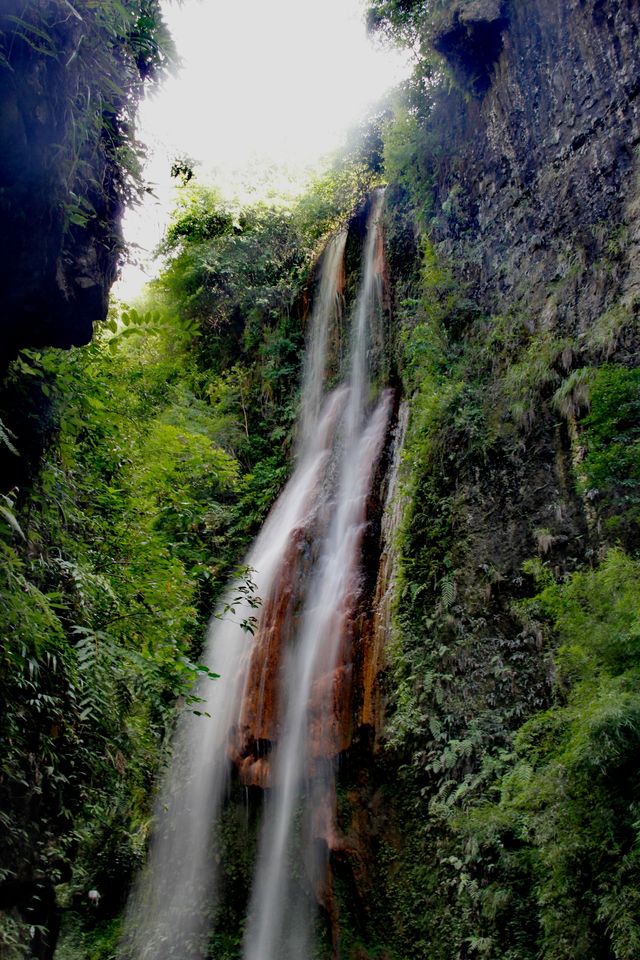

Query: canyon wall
left=430, top=0, right=639, bottom=343
left=332, top=2, right=640, bottom=957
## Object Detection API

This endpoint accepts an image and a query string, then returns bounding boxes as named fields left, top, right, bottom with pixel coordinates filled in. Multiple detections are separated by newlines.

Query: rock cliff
left=0, top=0, right=170, bottom=367
left=324, top=2, right=640, bottom=957
left=430, top=0, right=639, bottom=344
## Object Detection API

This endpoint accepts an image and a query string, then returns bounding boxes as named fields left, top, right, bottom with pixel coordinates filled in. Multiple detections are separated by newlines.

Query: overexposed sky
left=117, top=0, right=409, bottom=298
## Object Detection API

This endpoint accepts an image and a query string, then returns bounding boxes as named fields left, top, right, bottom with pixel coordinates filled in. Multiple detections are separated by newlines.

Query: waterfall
left=122, top=190, right=393, bottom=960
left=298, top=229, right=347, bottom=449
left=242, top=189, right=390, bottom=960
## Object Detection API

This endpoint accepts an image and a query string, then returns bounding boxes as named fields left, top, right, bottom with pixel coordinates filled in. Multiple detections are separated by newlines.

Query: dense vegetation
left=371, top=241, right=640, bottom=956
left=1, top=1, right=638, bottom=958
left=350, top=2, right=640, bottom=957
left=0, top=162, right=377, bottom=958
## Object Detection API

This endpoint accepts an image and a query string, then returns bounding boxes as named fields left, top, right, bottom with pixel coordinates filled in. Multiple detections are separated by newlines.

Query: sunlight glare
left=116, top=0, right=410, bottom=299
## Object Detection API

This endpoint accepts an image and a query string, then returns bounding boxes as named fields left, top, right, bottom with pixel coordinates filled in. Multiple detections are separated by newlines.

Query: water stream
left=123, top=191, right=393, bottom=960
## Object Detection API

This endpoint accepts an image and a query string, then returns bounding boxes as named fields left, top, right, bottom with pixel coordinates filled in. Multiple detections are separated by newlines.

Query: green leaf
left=0, top=504, right=25, bottom=540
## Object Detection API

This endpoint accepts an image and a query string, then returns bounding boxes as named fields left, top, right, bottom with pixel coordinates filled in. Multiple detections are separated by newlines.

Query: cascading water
left=298, top=229, right=347, bottom=449
left=242, top=189, right=390, bottom=960
left=123, top=190, right=395, bottom=960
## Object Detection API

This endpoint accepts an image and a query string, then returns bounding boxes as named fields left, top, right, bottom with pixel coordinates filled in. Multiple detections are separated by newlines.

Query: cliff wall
left=336, top=2, right=640, bottom=957
left=431, top=0, right=639, bottom=345
left=0, top=0, right=170, bottom=366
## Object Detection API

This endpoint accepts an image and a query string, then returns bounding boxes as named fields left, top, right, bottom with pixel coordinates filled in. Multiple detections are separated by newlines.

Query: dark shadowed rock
left=434, top=0, right=510, bottom=95
left=427, top=0, right=640, bottom=344
left=0, top=0, right=167, bottom=367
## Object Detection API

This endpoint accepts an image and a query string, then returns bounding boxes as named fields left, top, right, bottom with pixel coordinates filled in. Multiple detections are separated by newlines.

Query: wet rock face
left=430, top=0, right=640, bottom=336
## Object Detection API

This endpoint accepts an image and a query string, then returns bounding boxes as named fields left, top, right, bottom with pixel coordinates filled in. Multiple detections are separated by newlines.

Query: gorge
left=0, top=2, right=639, bottom=960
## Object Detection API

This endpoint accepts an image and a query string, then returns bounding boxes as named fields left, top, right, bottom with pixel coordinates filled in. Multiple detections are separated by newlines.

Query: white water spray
left=122, top=224, right=349, bottom=960
left=123, top=191, right=391, bottom=960
left=242, top=190, right=389, bottom=960
left=298, top=229, right=347, bottom=449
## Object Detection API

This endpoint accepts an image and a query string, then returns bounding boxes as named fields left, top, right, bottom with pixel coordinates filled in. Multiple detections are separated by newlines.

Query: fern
left=0, top=495, right=25, bottom=541
left=0, top=417, right=18, bottom=456
left=552, top=366, right=596, bottom=419
left=72, top=626, right=118, bottom=723
left=439, top=574, right=456, bottom=610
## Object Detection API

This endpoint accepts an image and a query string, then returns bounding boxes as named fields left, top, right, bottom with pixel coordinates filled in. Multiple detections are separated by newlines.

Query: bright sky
left=116, top=0, right=409, bottom=299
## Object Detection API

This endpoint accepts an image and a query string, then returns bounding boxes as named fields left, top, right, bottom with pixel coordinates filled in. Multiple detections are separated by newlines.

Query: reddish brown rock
left=231, top=528, right=304, bottom=783
left=307, top=663, right=353, bottom=762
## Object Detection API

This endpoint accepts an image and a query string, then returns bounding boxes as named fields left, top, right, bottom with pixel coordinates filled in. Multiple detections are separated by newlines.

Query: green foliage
left=378, top=189, right=640, bottom=959
left=583, top=299, right=640, bottom=358
left=578, top=365, right=640, bottom=542
left=367, top=0, right=449, bottom=54
left=161, top=185, right=235, bottom=251
left=0, top=166, right=377, bottom=949
left=457, top=550, right=640, bottom=960
left=380, top=74, right=461, bottom=234
left=148, top=173, right=383, bottom=539
left=0, top=308, right=247, bottom=950
left=384, top=542, right=640, bottom=959
left=551, top=365, right=596, bottom=418
left=55, top=914, right=124, bottom=960
left=382, top=97, right=440, bottom=227
left=0, top=415, right=18, bottom=456
left=293, top=161, right=380, bottom=246
left=382, top=225, right=639, bottom=960
left=500, top=332, right=573, bottom=432
left=156, top=189, right=308, bottom=381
